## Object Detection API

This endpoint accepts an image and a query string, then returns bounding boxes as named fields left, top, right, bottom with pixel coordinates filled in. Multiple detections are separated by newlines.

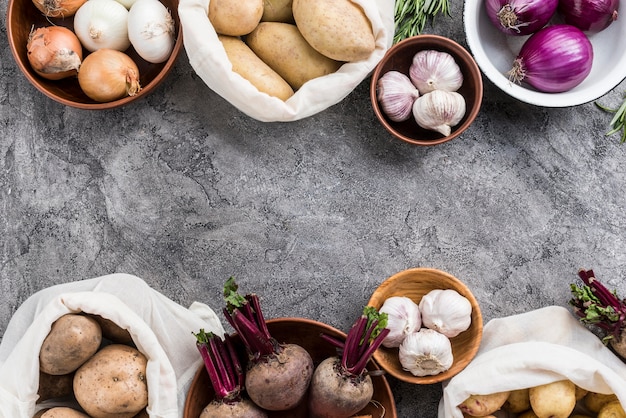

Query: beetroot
left=223, top=277, right=314, bottom=411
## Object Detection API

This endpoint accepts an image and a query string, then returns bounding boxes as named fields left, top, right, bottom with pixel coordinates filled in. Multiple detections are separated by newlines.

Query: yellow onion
left=78, top=49, right=141, bottom=102
left=31, top=0, right=86, bottom=17
left=27, top=26, right=83, bottom=80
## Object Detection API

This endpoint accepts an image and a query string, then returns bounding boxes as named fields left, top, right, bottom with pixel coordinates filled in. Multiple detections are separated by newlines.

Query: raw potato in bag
left=439, top=306, right=626, bottom=418
left=0, top=273, right=225, bottom=418
left=177, top=0, right=394, bottom=122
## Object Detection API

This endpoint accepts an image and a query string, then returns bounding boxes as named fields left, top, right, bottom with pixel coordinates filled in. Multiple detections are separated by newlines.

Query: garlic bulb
left=379, top=296, right=421, bottom=348
left=419, top=289, right=472, bottom=338
left=412, top=90, right=466, bottom=137
left=409, top=50, right=463, bottom=94
left=399, top=328, right=453, bottom=377
left=376, top=70, right=420, bottom=122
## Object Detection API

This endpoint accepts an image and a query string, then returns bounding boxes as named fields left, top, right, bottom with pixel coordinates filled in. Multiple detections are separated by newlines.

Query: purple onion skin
left=510, top=24, right=593, bottom=93
left=485, top=0, right=558, bottom=35
left=558, top=0, right=619, bottom=32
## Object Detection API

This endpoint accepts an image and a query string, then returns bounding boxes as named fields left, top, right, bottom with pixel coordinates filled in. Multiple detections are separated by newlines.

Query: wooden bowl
left=184, top=317, right=397, bottom=418
left=6, top=0, right=183, bottom=109
left=368, top=267, right=483, bottom=384
left=370, top=35, right=483, bottom=146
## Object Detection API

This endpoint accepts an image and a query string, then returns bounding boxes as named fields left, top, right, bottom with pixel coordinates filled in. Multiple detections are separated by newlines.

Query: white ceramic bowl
left=463, top=0, right=626, bottom=107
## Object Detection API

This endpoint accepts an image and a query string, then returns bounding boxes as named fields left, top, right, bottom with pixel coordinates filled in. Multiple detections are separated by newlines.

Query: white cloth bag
left=438, top=306, right=626, bottom=417
left=0, top=273, right=225, bottom=418
left=177, top=0, right=395, bottom=122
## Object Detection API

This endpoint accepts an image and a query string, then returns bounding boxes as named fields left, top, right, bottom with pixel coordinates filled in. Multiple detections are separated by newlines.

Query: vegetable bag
left=438, top=305, right=626, bottom=418
left=177, top=0, right=394, bottom=122
left=0, top=273, right=225, bottom=418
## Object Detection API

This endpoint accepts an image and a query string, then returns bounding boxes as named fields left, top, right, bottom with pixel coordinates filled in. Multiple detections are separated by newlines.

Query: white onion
left=127, top=0, right=175, bottom=63
left=74, top=0, right=130, bottom=52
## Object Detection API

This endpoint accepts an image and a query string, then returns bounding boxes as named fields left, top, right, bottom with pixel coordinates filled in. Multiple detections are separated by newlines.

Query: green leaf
left=595, top=92, right=626, bottom=143
left=393, top=0, right=451, bottom=44
left=223, top=276, right=247, bottom=312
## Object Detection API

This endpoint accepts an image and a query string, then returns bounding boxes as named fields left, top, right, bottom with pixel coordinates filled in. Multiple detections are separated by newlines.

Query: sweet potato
left=73, top=344, right=148, bottom=418
left=292, top=0, right=375, bottom=62
left=246, top=22, right=342, bottom=90
left=39, top=313, right=102, bottom=375
left=219, top=35, right=294, bottom=101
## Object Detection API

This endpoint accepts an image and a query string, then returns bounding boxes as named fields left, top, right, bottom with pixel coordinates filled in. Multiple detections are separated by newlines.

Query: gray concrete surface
left=2, top=0, right=626, bottom=415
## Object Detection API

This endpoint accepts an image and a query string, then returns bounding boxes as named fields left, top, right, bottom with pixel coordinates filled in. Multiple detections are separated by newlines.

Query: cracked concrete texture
left=2, top=0, right=626, bottom=415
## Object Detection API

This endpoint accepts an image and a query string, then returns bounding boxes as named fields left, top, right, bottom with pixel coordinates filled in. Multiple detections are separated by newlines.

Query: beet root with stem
left=307, top=356, right=374, bottom=418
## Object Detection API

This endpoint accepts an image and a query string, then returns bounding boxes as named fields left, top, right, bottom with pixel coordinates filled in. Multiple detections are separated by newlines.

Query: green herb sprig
left=595, top=92, right=626, bottom=143
left=394, top=0, right=451, bottom=44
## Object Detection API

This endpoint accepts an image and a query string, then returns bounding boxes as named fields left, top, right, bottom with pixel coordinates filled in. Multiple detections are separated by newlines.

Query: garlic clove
left=398, top=328, right=453, bottom=377
left=419, top=288, right=472, bottom=338
left=377, top=70, right=421, bottom=122
left=379, top=296, right=421, bottom=348
left=412, top=90, right=466, bottom=137
left=409, top=49, right=464, bottom=94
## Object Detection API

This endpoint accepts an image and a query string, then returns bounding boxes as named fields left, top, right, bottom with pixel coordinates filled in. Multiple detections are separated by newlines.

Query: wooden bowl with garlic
left=7, top=0, right=183, bottom=109
left=368, top=267, right=483, bottom=384
left=370, top=35, right=483, bottom=146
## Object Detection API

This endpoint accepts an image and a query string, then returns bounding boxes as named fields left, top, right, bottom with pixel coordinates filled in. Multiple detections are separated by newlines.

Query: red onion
left=558, top=0, right=619, bottom=32
left=485, top=0, right=558, bottom=35
left=508, top=24, right=593, bottom=93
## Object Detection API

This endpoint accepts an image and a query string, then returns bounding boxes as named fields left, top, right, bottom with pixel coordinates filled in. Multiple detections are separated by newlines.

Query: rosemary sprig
left=595, top=92, right=626, bottom=143
left=394, top=0, right=451, bottom=44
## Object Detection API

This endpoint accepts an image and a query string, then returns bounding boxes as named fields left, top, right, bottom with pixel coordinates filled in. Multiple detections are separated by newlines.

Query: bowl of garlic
left=368, top=267, right=483, bottom=384
left=7, top=0, right=183, bottom=109
left=370, top=35, right=483, bottom=146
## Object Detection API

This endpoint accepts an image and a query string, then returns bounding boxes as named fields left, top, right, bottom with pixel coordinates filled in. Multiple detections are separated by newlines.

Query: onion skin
left=558, top=0, right=619, bottom=32
left=27, top=26, right=83, bottom=80
left=78, top=49, right=141, bottom=102
left=508, top=24, right=593, bottom=93
left=31, top=0, right=86, bottom=17
left=484, top=0, right=558, bottom=35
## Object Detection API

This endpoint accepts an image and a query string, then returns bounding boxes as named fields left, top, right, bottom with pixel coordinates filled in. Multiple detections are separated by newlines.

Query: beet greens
left=194, top=329, right=244, bottom=403
left=322, top=306, right=390, bottom=376
left=570, top=268, right=626, bottom=341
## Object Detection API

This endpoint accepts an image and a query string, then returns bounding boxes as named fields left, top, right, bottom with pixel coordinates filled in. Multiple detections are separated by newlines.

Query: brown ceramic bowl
left=368, top=267, right=483, bottom=384
left=184, top=317, right=397, bottom=418
left=370, top=35, right=483, bottom=146
left=6, top=0, right=183, bottom=109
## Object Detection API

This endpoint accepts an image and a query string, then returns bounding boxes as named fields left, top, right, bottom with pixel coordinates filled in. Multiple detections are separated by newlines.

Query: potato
left=261, top=0, right=293, bottom=22
left=599, top=401, right=626, bottom=418
left=37, top=371, right=74, bottom=402
left=529, top=380, right=576, bottom=418
left=88, top=314, right=133, bottom=344
left=503, top=388, right=531, bottom=413
left=458, top=391, right=510, bottom=416
left=219, top=35, right=294, bottom=101
left=585, top=392, right=620, bottom=413
left=575, top=385, right=589, bottom=401
left=517, top=411, right=539, bottom=418
left=73, top=344, right=148, bottom=418
left=292, top=0, right=375, bottom=62
left=40, top=407, right=90, bottom=418
left=246, top=22, right=343, bottom=90
left=209, top=0, right=263, bottom=36
left=40, top=313, right=103, bottom=375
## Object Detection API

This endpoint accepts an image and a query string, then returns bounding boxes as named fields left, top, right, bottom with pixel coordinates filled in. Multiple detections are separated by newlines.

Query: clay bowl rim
left=368, top=267, right=483, bottom=384
left=183, top=316, right=398, bottom=418
left=370, top=34, right=484, bottom=146
left=6, top=0, right=183, bottom=110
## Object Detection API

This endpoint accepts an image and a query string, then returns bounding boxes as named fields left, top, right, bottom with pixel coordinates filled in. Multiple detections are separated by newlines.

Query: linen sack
left=439, top=305, right=626, bottom=418
left=0, top=273, right=225, bottom=418
left=177, top=0, right=395, bottom=122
